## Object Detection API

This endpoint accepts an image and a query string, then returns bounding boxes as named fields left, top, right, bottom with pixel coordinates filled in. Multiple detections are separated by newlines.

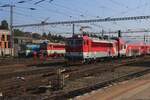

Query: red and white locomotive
left=40, top=42, right=65, bottom=57
left=65, top=34, right=150, bottom=62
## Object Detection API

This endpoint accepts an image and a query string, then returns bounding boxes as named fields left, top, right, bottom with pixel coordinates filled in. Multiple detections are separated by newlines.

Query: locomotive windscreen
left=67, top=39, right=83, bottom=46
left=40, top=43, right=47, bottom=50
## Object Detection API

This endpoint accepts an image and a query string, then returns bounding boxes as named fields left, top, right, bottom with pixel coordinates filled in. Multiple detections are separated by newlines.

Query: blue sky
left=1, top=0, right=150, bottom=40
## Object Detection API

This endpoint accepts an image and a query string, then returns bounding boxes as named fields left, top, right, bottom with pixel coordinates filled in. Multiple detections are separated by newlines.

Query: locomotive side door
left=84, top=39, right=90, bottom=59
left=87, top=40, right=91, bottom=59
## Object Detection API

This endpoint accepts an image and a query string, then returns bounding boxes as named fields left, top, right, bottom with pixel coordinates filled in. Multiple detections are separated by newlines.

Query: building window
left=5, top=42, right=7, bottom=48
left=14, top=39, right=18, bottom=44
left=8, top=42, right=11, bottom=48
left=1, top=35, right=5, bottom=41
left=7, top=35, right=10, bottom=41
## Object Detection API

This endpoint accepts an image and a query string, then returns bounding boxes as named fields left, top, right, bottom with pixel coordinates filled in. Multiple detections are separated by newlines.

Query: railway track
left=0, top=58, right=65, bottom=80
left=0, top=67, right=57, bottom=80
left=0, top=57, right=64, bottom=66
left=49, top=69, right=150, bottom=100
left=63, top=56, right=148, bottom=80
left=0, top=56, right=150, bottom=97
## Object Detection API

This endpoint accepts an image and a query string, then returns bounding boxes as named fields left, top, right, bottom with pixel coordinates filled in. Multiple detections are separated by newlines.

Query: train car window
left=92, top=42, right=113, bottom=47
left=121, top=45, right=123, bottom=49
left=87, top=40, right=89, bottom=45
left=84, top=40, right=86, bottom=45
left=124, top=45, right=126, bottom=49
left=7, top=35, right=10, bottom=41
left=8, top=42, right=11, bottom=48
left=5, top=42, right=7, bottom=48
left=109, top=43, right=113, bottom=47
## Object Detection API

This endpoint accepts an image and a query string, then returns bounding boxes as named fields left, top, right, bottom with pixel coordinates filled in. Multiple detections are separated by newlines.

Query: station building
left=0, top=30, right=13, bottom=56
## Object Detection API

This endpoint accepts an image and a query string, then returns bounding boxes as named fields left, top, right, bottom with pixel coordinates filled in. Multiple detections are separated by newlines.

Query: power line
left=15, top=5, right=36, bottom=10
left=34, top=0, right=46, bottom=5
left=108, top=0, right=128, bottom=8
left=13, top=15, right=150, bottom=28
left=36, top=4, right=78, bottom=19
left=17, top=0, right=79, bottom=19
left=14, top=6, right=47, bottom=20
left=0, top=8, right=43, bottom=22
left=47, top=2, right=92, bottom=19
left=52, top=0, right=96, bottom=18
left=32, top=0, right=80, bottom=19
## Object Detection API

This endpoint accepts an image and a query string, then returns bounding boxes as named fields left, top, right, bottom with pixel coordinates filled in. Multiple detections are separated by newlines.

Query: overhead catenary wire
left=18, top=0, right=80, bottom=20
left=13, top=15, right=150, bottom=28
left=47, top=1, right=94, bottom=19
left=35, top=0, right=93, bottom=19
left=35, top=4, right=79, bottom=19
left=108, top=0, right=128, bottom=8
left=14, top=6, right=47, bottom=20
left=0, top=8, right=43, bottom=23
left=1, top=1, right=81, bottom=25
left=32, top=0, right=85, bottom=19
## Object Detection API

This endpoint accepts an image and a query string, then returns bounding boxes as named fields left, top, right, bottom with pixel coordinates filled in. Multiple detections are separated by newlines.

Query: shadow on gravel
left=126, top=60, right=150, bottom=68
left=28, top=61, right=65, bottom=67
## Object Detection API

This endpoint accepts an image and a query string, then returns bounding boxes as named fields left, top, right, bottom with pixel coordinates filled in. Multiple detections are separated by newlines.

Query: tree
left=32, top=33, right=41, bottom=39
left=0, top=20, right=9, bottom=30
left=47, top=32, right=52, bottom=41
left=14, top=29, right=24, bottom=36
left=42, top=32, right=47, bottom=39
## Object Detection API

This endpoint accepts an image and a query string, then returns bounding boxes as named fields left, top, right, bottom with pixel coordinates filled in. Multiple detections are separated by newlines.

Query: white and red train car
left=40, top=42, right=65, bottom=57
left=65, top=34, right=150, bottom=62
left=126, top=42, right=150, bottom=56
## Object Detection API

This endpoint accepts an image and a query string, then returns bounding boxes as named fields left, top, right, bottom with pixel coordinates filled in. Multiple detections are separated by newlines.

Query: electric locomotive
left=65, top=34, right=127, bottom=62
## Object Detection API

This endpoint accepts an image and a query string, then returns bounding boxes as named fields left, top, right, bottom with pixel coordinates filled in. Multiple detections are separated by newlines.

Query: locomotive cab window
left=66, top=39, right=73, bottom=46
left=67, top=39, right=83, bottom=46
left=75, top=39, right=83, bottom=46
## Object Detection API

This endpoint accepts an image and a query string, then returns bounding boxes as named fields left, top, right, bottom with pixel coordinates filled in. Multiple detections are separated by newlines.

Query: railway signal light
left=118, top=30, right=121, bottom=37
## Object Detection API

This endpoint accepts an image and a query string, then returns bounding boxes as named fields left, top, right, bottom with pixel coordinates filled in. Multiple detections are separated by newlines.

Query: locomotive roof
left=90, top=37, right=117, bottom=44
left=127, top=42, right=145, bottom=46
left=67, top=34, right=127, bottom=44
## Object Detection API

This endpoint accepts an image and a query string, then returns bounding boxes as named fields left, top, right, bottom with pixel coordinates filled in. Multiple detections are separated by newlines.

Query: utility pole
left=102, top=29, right=104, bottom=37
left=10, top=5, right=15, bottom=56
left=144, top=34, right=146, bottom=44
left=72, top=24, right=75, bottom=36
left=118, top=30, right=121, bottom=57
left=41, top=17, right=49, bottom=34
